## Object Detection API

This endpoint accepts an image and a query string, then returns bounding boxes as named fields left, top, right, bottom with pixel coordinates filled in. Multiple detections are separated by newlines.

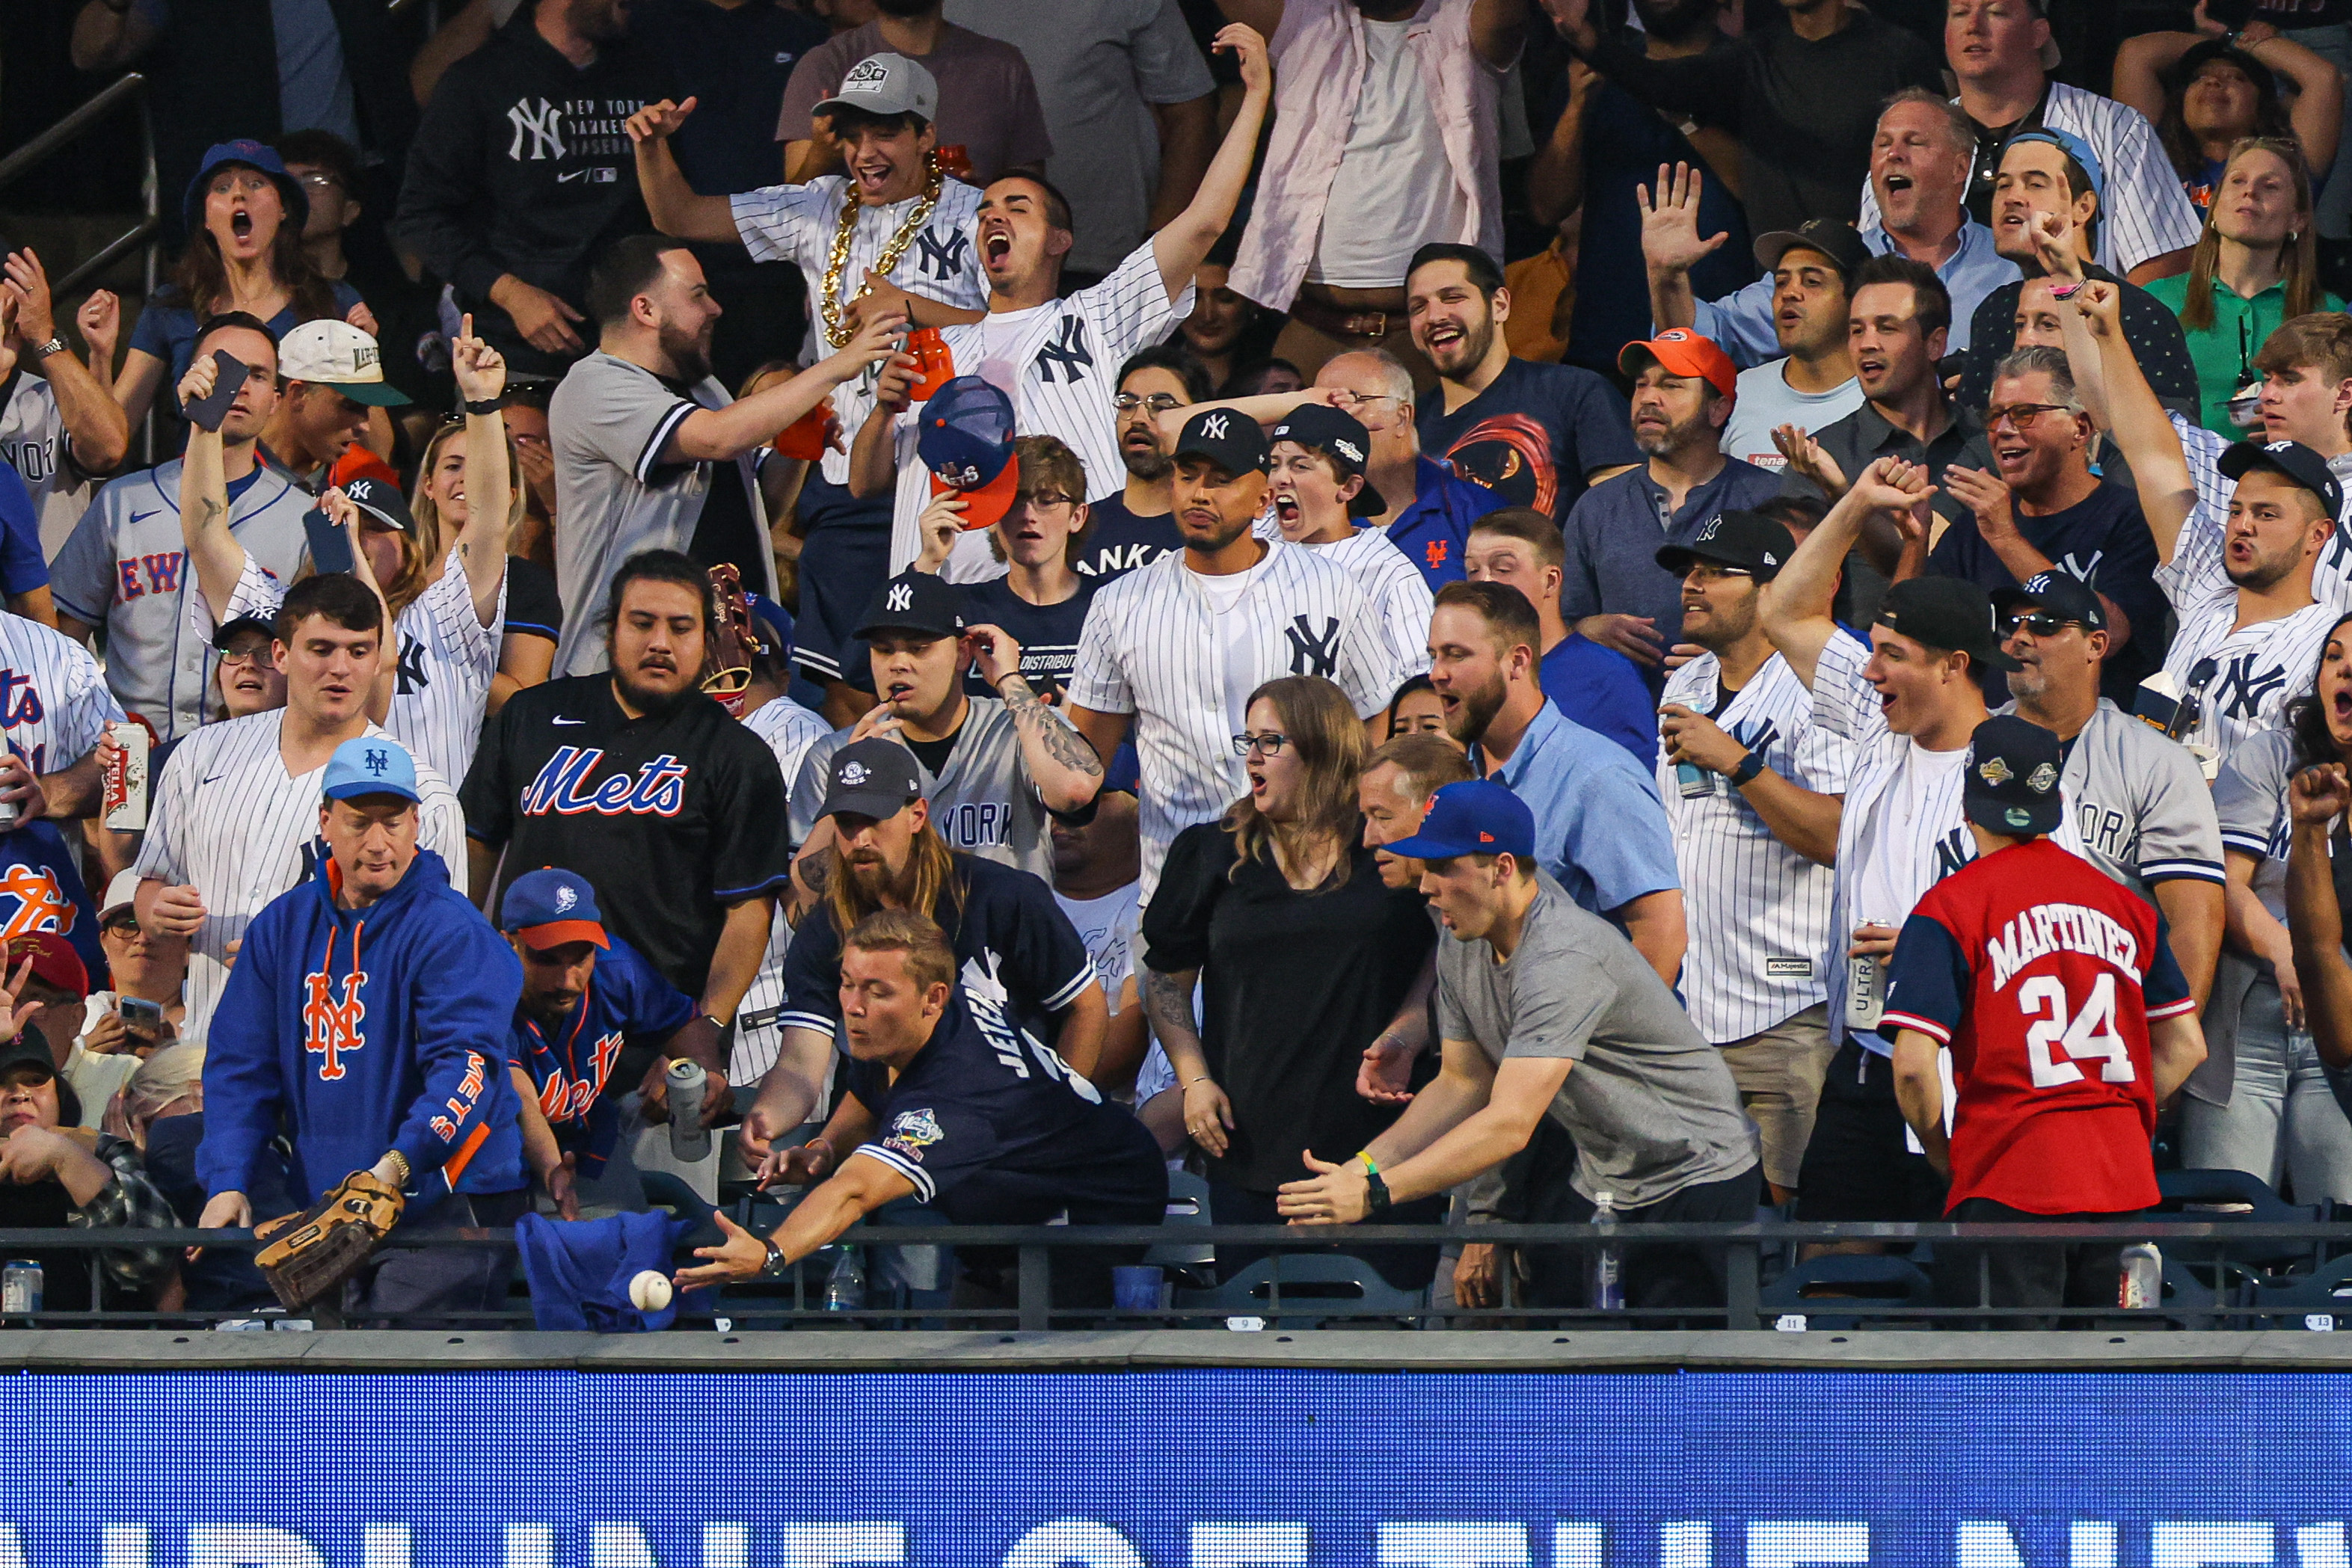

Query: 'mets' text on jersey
left=1881, top=839, right=2195, bottom=1215
left=460, top=674, right=792, bottom=997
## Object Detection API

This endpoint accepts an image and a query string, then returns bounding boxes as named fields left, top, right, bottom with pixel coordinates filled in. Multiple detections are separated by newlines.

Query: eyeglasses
left=217, top=647, right=271, bottom=667
left=2003, top=612, right=2087, bottom=637
left=102, top=915, right=138, bottom=938
left=1114, top=393, right=1183, bottom=413
left=1231, top=731, right=1292, bottom=757
left=295, top=173, right=344, bottom=191
left=1327, top=392, right=1399, bottom=411
left=1017, top=491, right=1078, bottom=510
left=1985, top=402, right=2071, bottom=431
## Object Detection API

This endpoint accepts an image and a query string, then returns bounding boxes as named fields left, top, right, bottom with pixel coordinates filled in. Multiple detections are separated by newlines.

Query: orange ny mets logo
left=0, top=864, right=73, bottom=943
left=302, top=967, right=369, bottom=1080
left=1424, top=540, right=1449, bottom=570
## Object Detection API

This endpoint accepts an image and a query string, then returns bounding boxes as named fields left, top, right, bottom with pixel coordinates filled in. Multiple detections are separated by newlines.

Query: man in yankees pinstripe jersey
left=1067, top=409, right=1407, bottom=902
left=1656, top=511, right=1855, bottom=1203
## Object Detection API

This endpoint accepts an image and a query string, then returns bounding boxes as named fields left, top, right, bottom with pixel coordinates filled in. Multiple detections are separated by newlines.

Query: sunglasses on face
left=2002, top=612, right=2087, bottom=637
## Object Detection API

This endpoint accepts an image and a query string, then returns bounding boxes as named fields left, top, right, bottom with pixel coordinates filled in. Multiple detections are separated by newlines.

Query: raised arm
left=1764, top=458, right=1932, bottom=689
left=1639, top=162, right=1729, bottom=333
left=447, top=316, right=513, bottom=627
left=2286, top=763, right=2352, bottom=1069
left=666, top=313, right=903, bottom=465
left=4, top=251, right=127, bottom=478
left=2076, top=281, right=2195, bottom=563
left=1152, top=25, right=1274, bottom=301
left=624, top=99, right=746, bottom=245
left=174, top=355, right=246, bottom=616
left=971, top=633, right=1105, bottom=813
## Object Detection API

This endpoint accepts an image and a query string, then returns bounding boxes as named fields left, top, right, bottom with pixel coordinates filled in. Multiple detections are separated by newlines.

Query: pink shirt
left=1230, top=0, right=1508, bottom=311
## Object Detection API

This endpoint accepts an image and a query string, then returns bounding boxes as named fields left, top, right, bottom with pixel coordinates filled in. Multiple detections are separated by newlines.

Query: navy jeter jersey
left=509, top=932, right=695, bottom=1174
left=847, top=988, right=1167, bottom=1217
left=782, top=851, right=1096, bottom=1048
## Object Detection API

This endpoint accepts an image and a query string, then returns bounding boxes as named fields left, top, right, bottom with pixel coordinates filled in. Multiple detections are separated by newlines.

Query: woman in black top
left=1142, top=675, right=1441, bottom=1288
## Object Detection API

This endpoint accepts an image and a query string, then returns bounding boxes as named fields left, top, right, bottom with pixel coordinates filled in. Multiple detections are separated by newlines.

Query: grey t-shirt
left=1435, top=871, right=1758, bottom=1209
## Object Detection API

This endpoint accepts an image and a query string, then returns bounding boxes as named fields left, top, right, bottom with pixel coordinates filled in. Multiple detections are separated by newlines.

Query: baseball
left=629, top=1270, right=673, bottom=1312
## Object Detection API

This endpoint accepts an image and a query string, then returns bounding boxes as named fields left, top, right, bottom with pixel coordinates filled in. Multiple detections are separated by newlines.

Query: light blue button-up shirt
left=1687, top=216, right=2021, bottom=369
left=1472, top=700, right=1681, bottom=921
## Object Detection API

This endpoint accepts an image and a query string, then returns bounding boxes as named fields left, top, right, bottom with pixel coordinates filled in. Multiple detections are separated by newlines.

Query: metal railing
left=0, top=72, right=159, bottom=300
left=6, top=1219, right=2351, bottom=1333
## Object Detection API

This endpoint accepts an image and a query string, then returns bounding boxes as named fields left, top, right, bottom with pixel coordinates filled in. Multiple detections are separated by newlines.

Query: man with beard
left=1989, top=572, right=2223, bottom=1006
left=1315, top=348, right=1506, bottom=590
left=1410, top=245, right=1641, bottom=523
left=1067, top=410, right=1407, bottom=903
left=1075, top=347, right=1211, bottom=585
left=1711, top=222, right=1866, bottom=473
left=460, top=550, right=788, bottom=1131
left=1425, top=580, right=1685, bottom=984
left=1655, top=511, right=1852, bottom=1203
left=547, top=235, right=903, bottom=677
left=737, top=739, right=1105, bottom=1172
left=1920, top=346, right=2164, bottom=704
left=1561, top=330, right=1779, bottom=697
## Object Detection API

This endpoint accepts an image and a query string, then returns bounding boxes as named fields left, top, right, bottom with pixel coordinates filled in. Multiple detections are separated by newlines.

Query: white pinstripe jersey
left=2171, top=416, right=2352, bottom=614
left=0, top=374, right=97, bottom=559
left=1067, top=536, right=1406, bottom=901
left=132, top=712, right=467, bottom=1038
left=1659, top=651, right=1855, bottom=1043
left=886, top=239, right=1194, bottom=574
left=1811, top=631, right=1980, bottom=1057
left=731, top=692, right=834, bottom=1083
left=1304, top=526, right=1435, bottom=686
left=1855, top=82, right=2203, bottom=275
left=203, top=551, right=506, bottom=789
left=730, top=174, right=989, bottom=488
left=0, top=611, right=123, bottom=778
left=50, top=460, right=310, bottom=741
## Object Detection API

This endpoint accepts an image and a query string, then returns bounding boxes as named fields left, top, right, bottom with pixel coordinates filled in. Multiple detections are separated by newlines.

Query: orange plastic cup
left=936, top=144, right=974, bottom=181
left=906, top=327, right=954, bottom=402
left=775, top=396, right=835, bottom=461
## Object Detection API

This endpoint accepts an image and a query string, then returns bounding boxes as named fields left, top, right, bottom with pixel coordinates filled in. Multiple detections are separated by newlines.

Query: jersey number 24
left=2018, top=973, right=2134, bottom=1088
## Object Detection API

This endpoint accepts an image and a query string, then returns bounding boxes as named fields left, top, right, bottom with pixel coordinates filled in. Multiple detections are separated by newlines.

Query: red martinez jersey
left=1881, top=838, right=2195, bottom=1215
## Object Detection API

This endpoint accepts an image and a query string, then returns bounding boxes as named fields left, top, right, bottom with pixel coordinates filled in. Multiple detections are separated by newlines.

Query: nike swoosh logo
left=129, top=510, right=159, bottom=524
left=552, top=716, right=584, bottom=725
left=200, top=775, right=223, bottom=785
left=556, top=170, right=590, bottom=184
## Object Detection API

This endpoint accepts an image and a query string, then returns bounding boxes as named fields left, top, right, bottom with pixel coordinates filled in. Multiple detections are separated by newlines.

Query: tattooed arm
left=1145, top=965, right=1232, bottom=1157
left=174, top=353, right=247, bottom=617
left=971, top=626, right=1105, bottom=813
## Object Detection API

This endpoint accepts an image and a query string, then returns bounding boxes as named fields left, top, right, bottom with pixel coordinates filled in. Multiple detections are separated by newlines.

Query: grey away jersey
left=1068, top=536, right=1408, bottom=901
left=2001, top=698, right=2226, bottom=899
left=1659, top=650, right=1855, bottom=1043
left=133, top=713, right=467, bottom=1038
left=0, top=372, right=96, bottom=559
left=52, top=460, right=310, bottom=741
left=731, top=173, right=989, bottom=488
left=790, top=695, right=1058, bottom=882
left=733, top=692, right=837, bottom=1084
left=548, top=351, right=772, bottom=677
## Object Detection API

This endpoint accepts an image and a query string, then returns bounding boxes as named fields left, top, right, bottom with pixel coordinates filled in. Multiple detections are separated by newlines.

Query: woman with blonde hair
left=1142, top=674, right=1443, bottom=1287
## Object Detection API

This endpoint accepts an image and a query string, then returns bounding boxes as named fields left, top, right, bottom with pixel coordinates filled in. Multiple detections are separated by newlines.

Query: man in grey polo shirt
left=1277, top=780, right=1760, bottom=1312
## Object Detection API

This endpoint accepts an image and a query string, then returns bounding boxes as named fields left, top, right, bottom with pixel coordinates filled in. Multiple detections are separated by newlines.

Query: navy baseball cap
left=2220, top=438, right=2346, bottom=522
left=500, top=867, right=609, bottom=950
left=322, top=735, right=420, bottom=805
left=1754, top=219, right=1871, bottom=283
left=1173, top=407, right=1271, bottom=477
left=341, top=473, right=412, bottom=533
left=213, top=613, right=277, bottom=651
left=1268, top=403, right=1386, bottom=517
left=855, top=570, right=965, bottom=641
left=1993, top=571, right=2107, bottom=633
left=1656, top=509, right=1795, bottom=582
left=1964, top=715, right=2065, bottom=837
left=820, top=737, right=927, bottom=823
left=918, top=377, right=1019, bottom=529
left=184, top=139, right=309, bottom=236
left=1383, top=779, right=1536, bottom=863
left=1876, top=576, right=2021, bottom=671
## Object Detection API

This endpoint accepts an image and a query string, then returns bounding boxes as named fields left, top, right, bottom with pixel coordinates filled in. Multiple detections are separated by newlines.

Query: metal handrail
left=0, top=73, right=147, bottom=193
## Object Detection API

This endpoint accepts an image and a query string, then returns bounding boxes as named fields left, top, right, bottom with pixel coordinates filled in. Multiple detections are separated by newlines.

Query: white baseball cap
left=812, top=52, right=940, bottom=124
left=278, top=319, right=410, bottom=407
left=99, top=869, right=140, bottom=925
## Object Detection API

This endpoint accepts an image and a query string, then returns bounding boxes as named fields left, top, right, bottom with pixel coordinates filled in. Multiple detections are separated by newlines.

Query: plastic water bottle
left=1590, top=1193, right=1624, bottom=1313
left=823, top=1246, right=865, bottom=1318
left=2119, top=1242, right=2162, bottom=1310
left=665, top=1060, right=710, bottom=1161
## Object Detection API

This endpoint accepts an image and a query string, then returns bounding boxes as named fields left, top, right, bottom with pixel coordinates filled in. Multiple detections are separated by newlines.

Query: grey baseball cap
left=814, top=53, right=941, bottom=123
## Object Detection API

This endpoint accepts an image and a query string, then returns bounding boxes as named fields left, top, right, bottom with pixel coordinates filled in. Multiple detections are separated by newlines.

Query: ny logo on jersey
left=1424, top=541, right=1449, bottom=570
left=2213, top=653, right=2289, bottom=721
left=396, top=634, right=429, bottom=696
left=114, top=551, right=184, bottom=603
left=1728, top=717, right=1781, bottom=760
left=0, top=864, right=74, bottom=943
left=2048, top=549, right=2104, bottom=586
left=915, top=229, right=969, bottom=280
left=302, top=966, right=369, bottom=1081
left=1285, top=615, right=1342, bottom=677
left=1932, top=823, right=1978, bottom=882
left=521, top=747, right=691, bottom=817
left=506, top=98, right=567, bottom=161
left=2324, top=525, right=2352, bottom=581
left=0, top=671, right=45, bottom=734
left=1035, top=316, right=1092, bottom=384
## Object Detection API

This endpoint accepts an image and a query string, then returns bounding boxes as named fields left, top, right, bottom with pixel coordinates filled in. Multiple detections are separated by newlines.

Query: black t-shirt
left=1071, top=494, right=1183, bottom=584
left=460, top=674, right=792, bottom=995
left=503, top=556, right=564, bottom=645
left=1141, top=821, right=1437, bottom=1193
left=958, top=577, right=1094, bottom=698
left=1414, top=357, right=1642, bottom=520
left=636, top=0, right=829, bottom=197
left=1961, top=266, right=2200, bottom=416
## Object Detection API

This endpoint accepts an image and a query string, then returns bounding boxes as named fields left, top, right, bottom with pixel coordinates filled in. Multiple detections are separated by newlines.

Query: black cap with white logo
left=2219, top=438, right=2346, bottom=522
left=1963, top=714, right=2064, bottom=837
left=1876, top=575, right=2021, bottom=671
left=1992, top=570, right=2107, bottom=633
left=1655, top=509, right=1796, bottom=582
left=1173, top=407, right=1271, bottom=477
left=1268, top=402, right=1387, bottom=517
left=818, top=736, right=927, bottom=823
left=854, top=570, right=965, bottom=641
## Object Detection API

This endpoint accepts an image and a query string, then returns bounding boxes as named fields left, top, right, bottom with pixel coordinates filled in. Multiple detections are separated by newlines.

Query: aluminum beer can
left=666, top=1060, right=710, bottom=1161
left=102, top=720, right=150, bottom=831
left=1846, top=953, right=1885, bottom=1030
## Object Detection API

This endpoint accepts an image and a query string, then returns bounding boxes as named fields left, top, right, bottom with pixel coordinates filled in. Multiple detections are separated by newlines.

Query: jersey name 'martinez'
left=1986, top=900, right=2144, bottom=991
left=520, top=747, right=690, bottom=817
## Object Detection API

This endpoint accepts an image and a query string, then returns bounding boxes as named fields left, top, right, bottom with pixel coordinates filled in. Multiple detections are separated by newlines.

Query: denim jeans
left=2182, top=979, right=2352, bottom=1204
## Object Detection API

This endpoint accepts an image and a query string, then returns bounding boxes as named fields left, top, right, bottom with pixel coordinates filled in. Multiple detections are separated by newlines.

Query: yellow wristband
left=1357, top=1152, right=1379, bottom=1177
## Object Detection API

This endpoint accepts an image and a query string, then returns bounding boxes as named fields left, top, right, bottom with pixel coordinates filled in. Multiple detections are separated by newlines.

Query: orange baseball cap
left=920, top=376, right=1022, bottom=531
left=1618, top=328, right=1738, bottom=402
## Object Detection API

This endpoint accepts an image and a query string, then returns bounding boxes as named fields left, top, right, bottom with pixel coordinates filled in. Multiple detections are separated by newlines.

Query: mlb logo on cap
left=918, top=376, right=1021, bottom=530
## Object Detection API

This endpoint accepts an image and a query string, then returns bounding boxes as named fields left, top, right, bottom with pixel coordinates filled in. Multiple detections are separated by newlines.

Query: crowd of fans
left=12, top=0, right=2352, bottom=1325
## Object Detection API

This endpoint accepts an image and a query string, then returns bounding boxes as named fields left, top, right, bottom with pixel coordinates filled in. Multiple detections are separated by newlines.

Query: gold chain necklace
left=817, top=154, right=945, bottom=348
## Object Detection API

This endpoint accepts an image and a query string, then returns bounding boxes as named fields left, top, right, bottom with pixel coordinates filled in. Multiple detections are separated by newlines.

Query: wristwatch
left=30, top=337, right=65, bottom=361
left=1364, top=1166, right=1393, bottom=1215
left=759, top=1239, right=788, bottom=1278
left=1728, top=751, right=1766, bottom=788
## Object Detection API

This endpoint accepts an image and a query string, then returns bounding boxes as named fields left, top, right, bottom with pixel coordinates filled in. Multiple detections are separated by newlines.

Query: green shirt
left=2145, top=272, right=2345, bottom=439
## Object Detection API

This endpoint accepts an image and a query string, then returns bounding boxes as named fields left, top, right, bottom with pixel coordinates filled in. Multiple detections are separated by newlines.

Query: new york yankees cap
left=918, top=376, right=1020, bottom=530
left=322, top=734, right=421, bottom=805
left=340, top=473, right=414, bottom=533
left=500, top=867, right=610, bottom=950
left=1875, top=574, right=2021, bottom=671
left=1655, top=508, right=1794, bottom=582
left=1962, top=714, right=2064, bottom=838
left=1173, top=406, right=1270, bottom=477
left=855, top=569, right=965, bottom=642
left=278, top=319, right=410, bottom=407
left=814, top=52, right=942, bottom=125
left=1992, top=571, right=2107, bottom=633
left=819, top=737, right=927, bottom=824
left=2218, top=437, right=2345, bottom=523
left=1382, top=778, right=1536, bottom=864
left=1268, top=403, right=1386, bottom=517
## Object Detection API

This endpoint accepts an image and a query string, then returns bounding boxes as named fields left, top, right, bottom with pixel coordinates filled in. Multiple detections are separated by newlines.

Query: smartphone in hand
left=185, top=349, right=248, bottom=433
left=303, top=505, right=358, bottom=577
